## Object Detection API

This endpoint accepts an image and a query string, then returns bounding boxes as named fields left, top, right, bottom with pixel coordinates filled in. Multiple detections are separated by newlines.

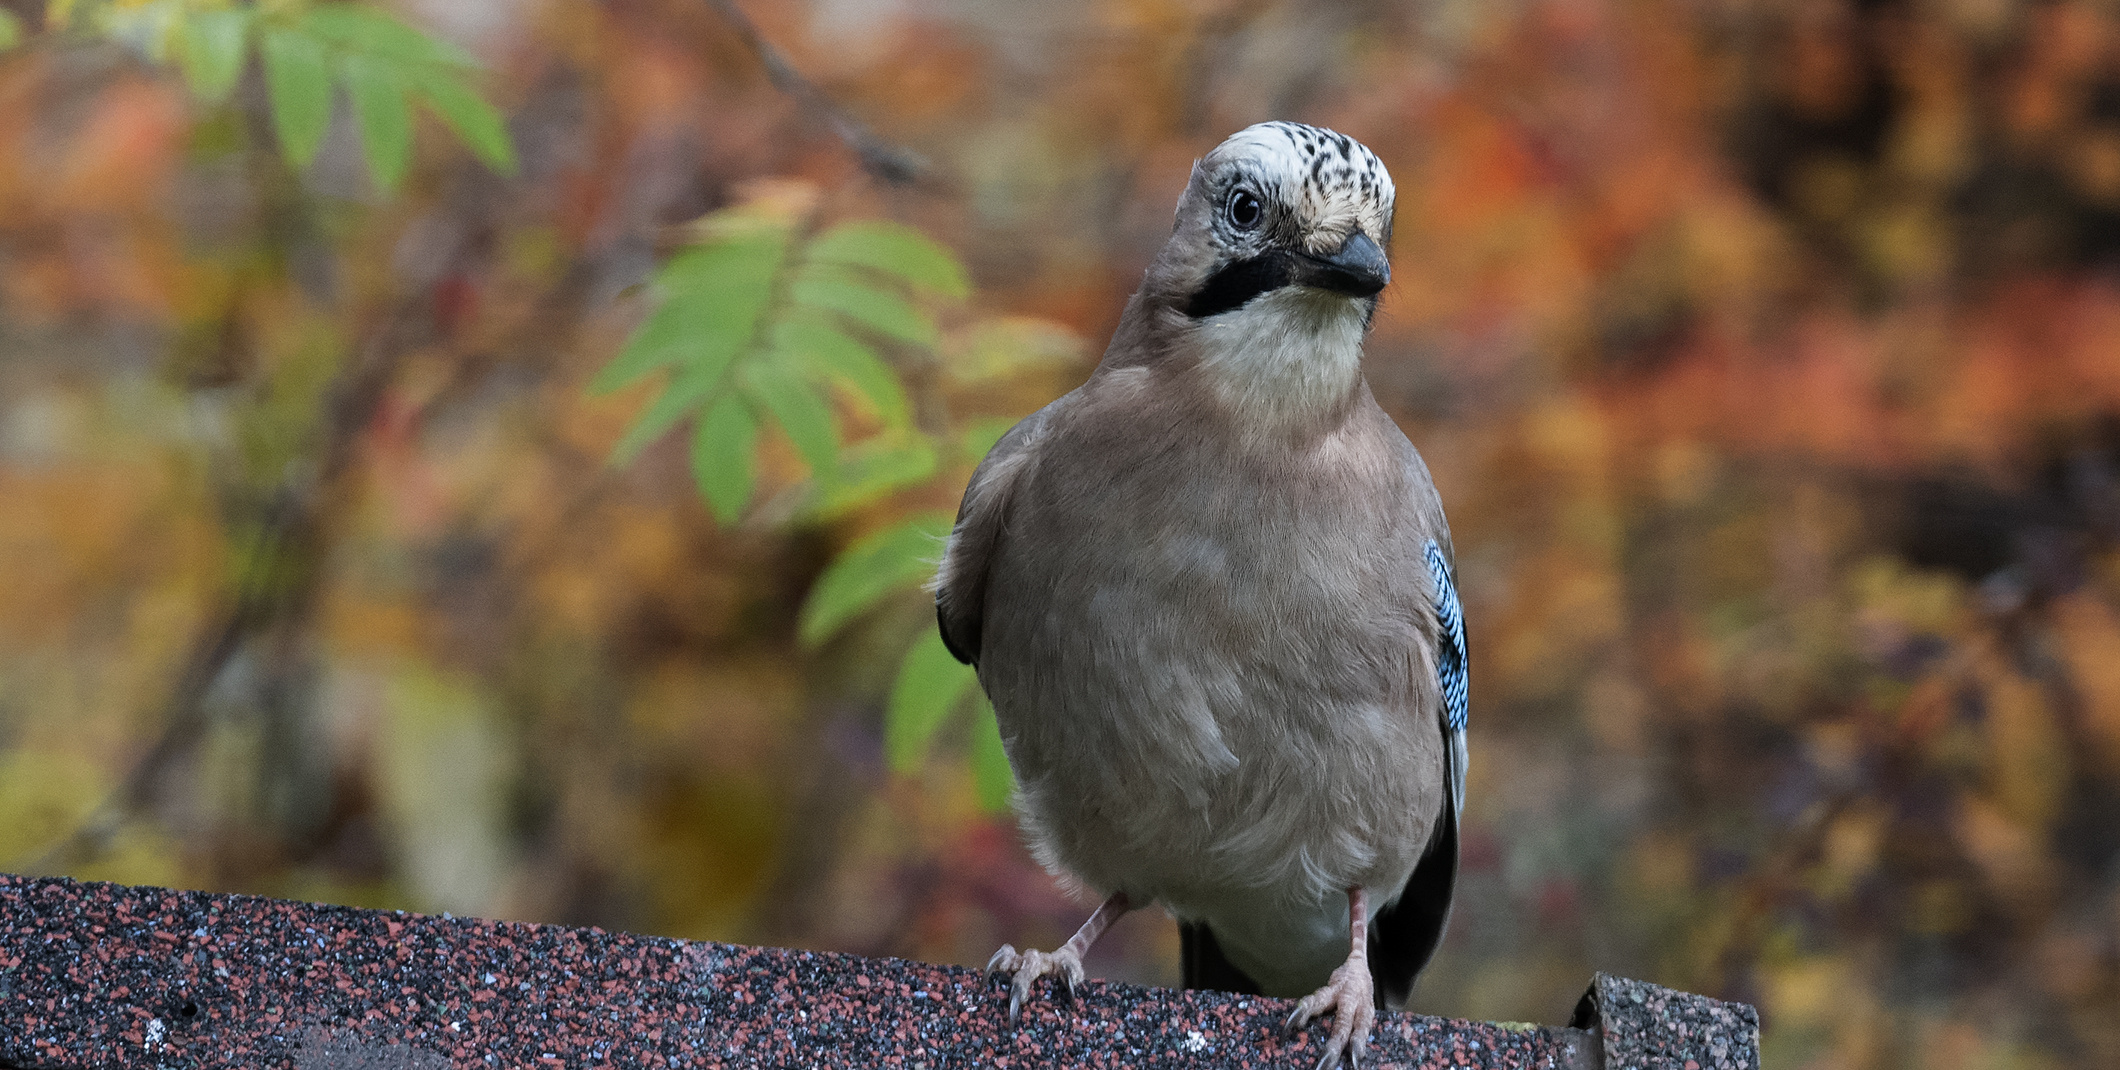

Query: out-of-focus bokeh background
left=7, top=0, right=2120, bottom=1065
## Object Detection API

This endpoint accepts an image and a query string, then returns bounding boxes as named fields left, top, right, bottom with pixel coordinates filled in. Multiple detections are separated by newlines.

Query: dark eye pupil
left=1228, top=191, right=1261, bottom=229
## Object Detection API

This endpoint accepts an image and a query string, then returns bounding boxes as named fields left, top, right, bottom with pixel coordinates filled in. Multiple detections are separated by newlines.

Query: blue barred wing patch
left=1425, top=540, right=1469, bottom=733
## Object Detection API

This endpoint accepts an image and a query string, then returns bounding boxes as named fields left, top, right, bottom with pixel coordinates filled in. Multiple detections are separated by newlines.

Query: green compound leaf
left=596, top=298, right=705, bottom=395
left=659, top=230, right=788, bottom=295
left=413, top=69, right=515, bottom=175
left=790, top=268, right=937, bottom=347
left=798, top=512, right=950, bottom=646
left=301, top=4, right=476, bottom=68
left=802, top=435, right=939, bottom=521
left=262, top=26, right=334, bottom=168
left=959, top=417, right=1018, bottom=464
left=342, top=56, right=412, bottom=191
left=809, top=220, right=969, bottom=298
left=594, top=233, right=787, bottom=394
left=968, top=696, right=1015, bottom=811
left=176, top=8, right=252, bottom=99
left=608, top=363, right=718, bottom=465
left=776, top=314, right=910, bottom=427
left=691, top=391, right=759, bottom=524
left=886, top=630, right=979, bottom=773
left=739, top=360, right=838, bottom=474
left=0, top=10, right=21, bottom=52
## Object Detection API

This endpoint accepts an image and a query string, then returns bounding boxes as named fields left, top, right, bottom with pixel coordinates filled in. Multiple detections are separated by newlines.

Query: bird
left=933, top=120, right=1467, bottom=1070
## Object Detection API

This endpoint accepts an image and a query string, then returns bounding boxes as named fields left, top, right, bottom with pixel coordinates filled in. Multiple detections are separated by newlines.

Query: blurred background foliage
left=4, top=0, right=2120, bottom=1067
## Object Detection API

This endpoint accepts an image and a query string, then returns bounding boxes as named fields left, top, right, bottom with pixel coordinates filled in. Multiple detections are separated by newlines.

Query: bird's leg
left=1283, top=887, right=1376, bottom=1070
left=986, top=891, right=1132, bottom=1020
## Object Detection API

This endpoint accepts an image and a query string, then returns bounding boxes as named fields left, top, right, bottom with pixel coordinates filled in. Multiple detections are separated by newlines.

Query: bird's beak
left=1292, top=232, right=1390, bottom=298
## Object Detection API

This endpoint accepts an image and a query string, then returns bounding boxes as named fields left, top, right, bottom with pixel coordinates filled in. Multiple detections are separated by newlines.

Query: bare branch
left=702, top=0, right=928, bottom=184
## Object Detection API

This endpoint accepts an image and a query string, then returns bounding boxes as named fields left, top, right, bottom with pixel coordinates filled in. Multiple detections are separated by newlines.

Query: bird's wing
left=1369, top=529, right=1469, bottom=1008
left=1426, top=540, right=1471, bottom=818
left=934, top=406, right=1056, bottom=666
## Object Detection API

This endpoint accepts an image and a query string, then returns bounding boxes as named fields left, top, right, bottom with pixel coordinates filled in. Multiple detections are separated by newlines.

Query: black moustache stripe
left=1185, top=252, right=1297, bottom=319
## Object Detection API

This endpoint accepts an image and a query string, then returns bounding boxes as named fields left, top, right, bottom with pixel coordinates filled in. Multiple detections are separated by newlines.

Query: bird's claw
left=985, top=944, right=1019, bottom=974
left=984, top=943, right=1086, bottom=1023
left=1284, top=958, right=1374, bottom=1070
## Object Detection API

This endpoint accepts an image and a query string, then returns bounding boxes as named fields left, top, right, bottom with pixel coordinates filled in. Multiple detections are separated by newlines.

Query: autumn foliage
left=5, top=1, right=2120, bottom=1066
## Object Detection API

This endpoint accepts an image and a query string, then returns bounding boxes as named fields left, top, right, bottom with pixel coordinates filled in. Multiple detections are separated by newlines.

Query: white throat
left=1191, top=288, right=1368, bottom=428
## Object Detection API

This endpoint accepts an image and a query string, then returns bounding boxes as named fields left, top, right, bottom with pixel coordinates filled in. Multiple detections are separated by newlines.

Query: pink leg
left=1284, top=887, right=1376, bottom=1070
left=987, top=891, right=1133, bottom=1020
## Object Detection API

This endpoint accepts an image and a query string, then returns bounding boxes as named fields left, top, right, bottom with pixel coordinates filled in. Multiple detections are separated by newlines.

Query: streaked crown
left=1196, top=121, right=1395, bottom=258
left=1161, top=122, right=1396, bottom=322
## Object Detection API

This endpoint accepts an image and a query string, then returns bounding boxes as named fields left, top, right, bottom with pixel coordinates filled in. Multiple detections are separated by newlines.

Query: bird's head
left=1164, top=121, right=1395, bottom=322
left=1121, top=123, right=1395, bottom=427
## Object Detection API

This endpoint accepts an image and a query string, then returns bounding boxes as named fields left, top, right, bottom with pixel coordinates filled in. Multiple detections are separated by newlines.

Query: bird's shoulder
left=933, top=389, right=1081, bottom=665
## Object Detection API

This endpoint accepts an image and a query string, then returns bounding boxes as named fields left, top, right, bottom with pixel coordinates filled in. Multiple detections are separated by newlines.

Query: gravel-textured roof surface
left=0, top=874, right=1753, bottom=1069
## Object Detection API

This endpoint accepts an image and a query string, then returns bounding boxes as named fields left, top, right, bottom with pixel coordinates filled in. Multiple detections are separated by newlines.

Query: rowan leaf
left=959, top=417, right=1017, bottom=463
left=262, top=27, right=334, bottom=168
left=776, top=314, right=909, bottom=426
left=342, top=56, right=412, bottom=192
left=885, top=631, right=979, bottom=772
left=176, top=8, right=252, bottom=99
left=608, top=364, right=718, bottom=464
left=593, top=234, right=786, bottom=393
left=414, top=70, right=514, bottom=175
left=740, top=361, right=838, bottom=474
left=809, top=220, right=969, bottom=298
left=790, top=268, right=937, bottom=347
left=691, top=392, right=759, bottom=523
left=302, top=4, right=476, bottom=68
left=798, top=513, right=950, bottom=646
left=968, top=697, right=1015, bottom=811
left=802, top=435, right=939, bottom=520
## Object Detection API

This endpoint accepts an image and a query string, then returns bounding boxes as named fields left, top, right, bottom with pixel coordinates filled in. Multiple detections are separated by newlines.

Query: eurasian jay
left=934, top=121, right=1467, bottom=1070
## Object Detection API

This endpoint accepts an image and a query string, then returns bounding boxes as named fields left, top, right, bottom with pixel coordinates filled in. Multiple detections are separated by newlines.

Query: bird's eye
left=1226, top=189, right=1263, bottom=230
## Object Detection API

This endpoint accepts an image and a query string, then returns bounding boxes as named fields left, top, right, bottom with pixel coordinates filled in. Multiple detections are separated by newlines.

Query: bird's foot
left=985, top=943, right=1087, bottom=1021
left=1282, top=957, right=1375, bottom=1070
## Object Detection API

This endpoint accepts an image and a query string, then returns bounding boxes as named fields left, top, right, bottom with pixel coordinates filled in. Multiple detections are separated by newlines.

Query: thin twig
left=701, top=0, right=928, bottom=184
left=23, top=167, right=487, bottom=873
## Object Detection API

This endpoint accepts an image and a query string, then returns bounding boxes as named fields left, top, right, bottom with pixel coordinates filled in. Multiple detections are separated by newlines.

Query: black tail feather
left=1180, top=796, right=1460, bottom=1008
left=1370, top=794, right=1460, bottom=1008
left=1179, top=920, right=1263, bottom=995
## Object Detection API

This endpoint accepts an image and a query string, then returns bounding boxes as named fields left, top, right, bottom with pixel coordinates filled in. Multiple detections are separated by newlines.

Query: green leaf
left=946, top=315, right=1085, bottom=382
left=968, top=696, right=1015, bottom=811
left=342, top=56, right=412, bottom=192
left=691, top=392, right=759, bottom=523
left=809, top=220, right=969, bottom=298
left=176, top=8, right=251, bottom=100
left=960, top=417, right=1017, bottom=464
left=595, top=299, right=705, bottom=394
left=301, top=4, right=476, bottom=68
left=593, top=235, right=786, bottom=394
left=608, top=364, right=719, bottom=464
left=0, top=10, right=20, bottom=52
left=798, top=513, right=951, bottom=646
left=776, top=315, right=910, bottom=427
left=885, top=631, right=979, bottom=772
left=414, top=70, right=515, bottom=175
left=658, top=231, right=788, bottom=295
left=740, top=361, right=838, bottom=474
left=803, top=435, right=939, bottom=521
left=790, top=269, right=937, bottom=347
left=262, top=27, right=334, bottom=168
